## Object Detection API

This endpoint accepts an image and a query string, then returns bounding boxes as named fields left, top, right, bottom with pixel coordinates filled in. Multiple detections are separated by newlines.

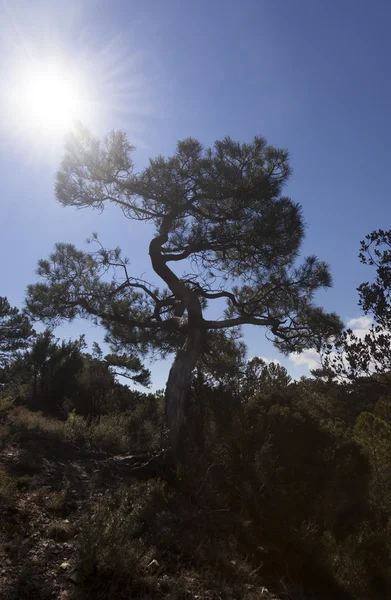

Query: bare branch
left=205, top=316, right=281, bottom=330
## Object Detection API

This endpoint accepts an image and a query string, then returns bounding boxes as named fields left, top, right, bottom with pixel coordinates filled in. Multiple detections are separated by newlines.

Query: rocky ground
left=0, top=423, right=106, bottom=599
left=0, top=413, right=280, bottom=600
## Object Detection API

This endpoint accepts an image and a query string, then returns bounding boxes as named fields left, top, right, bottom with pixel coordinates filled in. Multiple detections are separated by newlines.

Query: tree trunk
left=32, top=368, right=38, bottom=408
left=149, top=217, right=206, bottom=461
left=164, top=326, right=205, bottom=459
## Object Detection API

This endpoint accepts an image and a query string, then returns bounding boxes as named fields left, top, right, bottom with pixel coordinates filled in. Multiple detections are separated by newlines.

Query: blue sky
left=1, top=0, right=391, bottom=388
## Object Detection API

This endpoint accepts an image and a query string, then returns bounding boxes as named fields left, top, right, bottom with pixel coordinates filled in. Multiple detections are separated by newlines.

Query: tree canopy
left=27, top=126, right=342, bottom=454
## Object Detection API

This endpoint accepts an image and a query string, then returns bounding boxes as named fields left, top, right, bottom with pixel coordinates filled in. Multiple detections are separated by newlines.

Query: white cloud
left=347, top=317, right=372, bottom=340
left=346, top=316, right=373, bottom=343
left=289, top=349, right=320, bottom=371
left=347, top=316, right=372, bottom=333
left=288, top=315, right=374, bottom=376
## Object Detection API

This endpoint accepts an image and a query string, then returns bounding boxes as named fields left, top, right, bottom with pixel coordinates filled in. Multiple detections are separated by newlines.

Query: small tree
left=354, top=402, right=391, bottom=519
left=22, top=329, right=85, bottom=411
left=325, top=230, right=391, bottom=379
left=74, top=344, right=151, bottom=421
left=27, top=126, right=342, bottom=458
left=0, top=297, right=33, bottom=367
left=240, top=357, right=292, bottom=400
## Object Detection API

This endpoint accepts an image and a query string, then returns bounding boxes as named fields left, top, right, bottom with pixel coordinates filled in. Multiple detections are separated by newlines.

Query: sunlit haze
left=0, top=1, right=153, bottom=161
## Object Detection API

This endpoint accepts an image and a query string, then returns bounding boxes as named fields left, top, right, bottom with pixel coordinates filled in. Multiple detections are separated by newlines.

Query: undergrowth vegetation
left=1, top=368, right=391, bottom=599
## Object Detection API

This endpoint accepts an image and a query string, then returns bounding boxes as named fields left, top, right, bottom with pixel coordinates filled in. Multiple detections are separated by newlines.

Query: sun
left=2, top=56, right=91, bottom=151
left=22, top=64, right=83, bottom=132
left=1, top=26, right=154, bottom=161
left=13, top=60, right=87, bottom=135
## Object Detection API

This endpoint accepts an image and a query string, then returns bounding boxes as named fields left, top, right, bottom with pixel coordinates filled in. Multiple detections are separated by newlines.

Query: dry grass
left=39, top=488, right=69, bottom=513
left=0, top=464, right=14, bottom=505
left=47, top=518, right=74, bottom=542
left=10, top=405, right=66, bottom=435
left=8, top=406, right=158, bottom=455
left=74, top=480, right=279, bottom=600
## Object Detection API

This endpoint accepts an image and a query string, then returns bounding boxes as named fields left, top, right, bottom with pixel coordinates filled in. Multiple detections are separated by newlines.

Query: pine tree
left=27, top=125, right=342, bottom=458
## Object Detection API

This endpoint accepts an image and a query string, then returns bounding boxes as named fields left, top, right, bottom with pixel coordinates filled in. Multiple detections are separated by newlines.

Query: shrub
left=76, top=482, right=165, bottom=599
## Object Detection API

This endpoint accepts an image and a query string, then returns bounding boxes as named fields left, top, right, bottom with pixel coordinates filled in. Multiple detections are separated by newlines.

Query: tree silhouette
left=27, top=125, right=342, bottom=458
left=0, top=297, right=33, bottom=366
left=324, top=230, right=391, bottom=380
